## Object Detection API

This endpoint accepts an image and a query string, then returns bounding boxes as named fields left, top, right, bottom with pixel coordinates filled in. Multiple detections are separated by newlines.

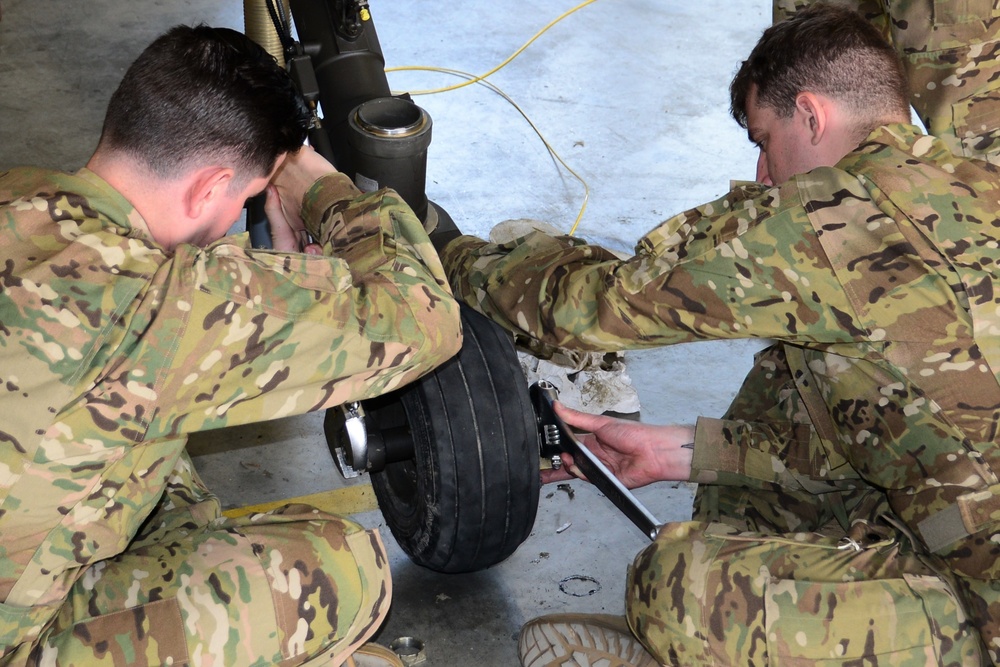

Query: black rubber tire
left=365, top=304, right=540, bottom=573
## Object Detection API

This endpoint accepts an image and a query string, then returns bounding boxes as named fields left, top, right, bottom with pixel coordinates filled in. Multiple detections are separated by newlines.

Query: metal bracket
left=328, top=401, right=368, bottom=479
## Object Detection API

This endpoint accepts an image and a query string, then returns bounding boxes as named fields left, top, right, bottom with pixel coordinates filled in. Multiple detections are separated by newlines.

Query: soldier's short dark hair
left=730, top=3, right=910, bottom=136
left=97, top=25, right=310, bottom=187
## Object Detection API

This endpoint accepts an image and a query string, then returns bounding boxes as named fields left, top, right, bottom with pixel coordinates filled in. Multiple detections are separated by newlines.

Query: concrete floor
left=0, top=1, right=771, bottom=664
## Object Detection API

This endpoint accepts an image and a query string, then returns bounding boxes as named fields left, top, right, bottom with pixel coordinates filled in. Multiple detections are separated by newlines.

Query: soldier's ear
left=183, top=167, right=235, bottom=220
left=794, top=92, right=829, bottom=146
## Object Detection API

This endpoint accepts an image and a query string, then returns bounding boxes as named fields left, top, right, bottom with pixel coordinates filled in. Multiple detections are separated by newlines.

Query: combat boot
left=518, top=613, right=660, bottom=667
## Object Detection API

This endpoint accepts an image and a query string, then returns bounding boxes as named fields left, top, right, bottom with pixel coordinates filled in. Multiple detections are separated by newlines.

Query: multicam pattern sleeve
left=441, top=174, right=856, bottom=353
left=142, top=171, right=462, bottom=437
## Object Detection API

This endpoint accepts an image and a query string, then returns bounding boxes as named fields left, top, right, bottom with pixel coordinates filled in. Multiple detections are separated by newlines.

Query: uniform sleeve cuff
left=301, top=172, right=362, bottom=239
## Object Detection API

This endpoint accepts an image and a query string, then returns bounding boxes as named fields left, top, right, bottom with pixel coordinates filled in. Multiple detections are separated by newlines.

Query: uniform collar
left=73, top=167, right=155, bottom=242
left=857, top=123, right=955, bottom=162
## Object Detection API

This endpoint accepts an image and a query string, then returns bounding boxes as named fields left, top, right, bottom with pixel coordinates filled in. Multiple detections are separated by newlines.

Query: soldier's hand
left=264, top=184, right=320, bottom=254
left=267, top=145, right=338, bottom=253
left=540, top=401, right=695, bottom=488
left=270, top=145, right=338, bottom=222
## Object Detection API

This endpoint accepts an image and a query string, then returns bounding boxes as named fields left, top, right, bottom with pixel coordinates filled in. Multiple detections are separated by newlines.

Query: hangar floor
left=0, top=1, right=770, bottom=664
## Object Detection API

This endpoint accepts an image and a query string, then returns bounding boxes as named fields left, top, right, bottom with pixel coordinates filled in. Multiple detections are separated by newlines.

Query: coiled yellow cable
left=385, top=0, right=599, bottom=235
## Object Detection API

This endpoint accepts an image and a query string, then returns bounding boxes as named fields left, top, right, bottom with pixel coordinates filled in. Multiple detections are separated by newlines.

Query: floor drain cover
left=558, top=575, right=601, bottom=597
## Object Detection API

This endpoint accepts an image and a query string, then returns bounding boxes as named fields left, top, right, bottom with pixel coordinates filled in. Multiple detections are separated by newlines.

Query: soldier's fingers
left=553, top=400, right=605, bottom=433
left=264, top=186, right=300, bottom=252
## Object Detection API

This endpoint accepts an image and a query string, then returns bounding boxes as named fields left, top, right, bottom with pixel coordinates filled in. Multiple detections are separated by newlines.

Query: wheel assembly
left=326, top=304, right=541, bottom=572
left=248, top=0, right=542, bottom=572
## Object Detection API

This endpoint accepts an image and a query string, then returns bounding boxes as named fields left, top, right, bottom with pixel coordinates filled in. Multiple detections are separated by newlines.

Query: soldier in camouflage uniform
left=440, top=5, right=999, bottom=666
left=774, top=0, right=1000, bottom=164
left=0, top=26, right=461, bottom=666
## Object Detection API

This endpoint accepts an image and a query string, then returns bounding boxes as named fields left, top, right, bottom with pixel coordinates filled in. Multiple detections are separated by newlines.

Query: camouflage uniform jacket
left=0, top=168, right=461, bottom=643
left=442, top=124, right=1000, bottom=583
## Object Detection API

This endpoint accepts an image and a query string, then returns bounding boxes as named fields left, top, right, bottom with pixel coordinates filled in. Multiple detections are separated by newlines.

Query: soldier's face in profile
left=746, top=85, right=819, bottom=186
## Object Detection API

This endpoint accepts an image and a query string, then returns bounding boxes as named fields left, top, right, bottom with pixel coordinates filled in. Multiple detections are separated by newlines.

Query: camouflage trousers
left=2, top=452, right=391, bottom=666
left=626, top=520, right=986, bottom=666
left=774, top=0, right=1000, bottom=164
left=622, top=344, right=997, bottom=666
